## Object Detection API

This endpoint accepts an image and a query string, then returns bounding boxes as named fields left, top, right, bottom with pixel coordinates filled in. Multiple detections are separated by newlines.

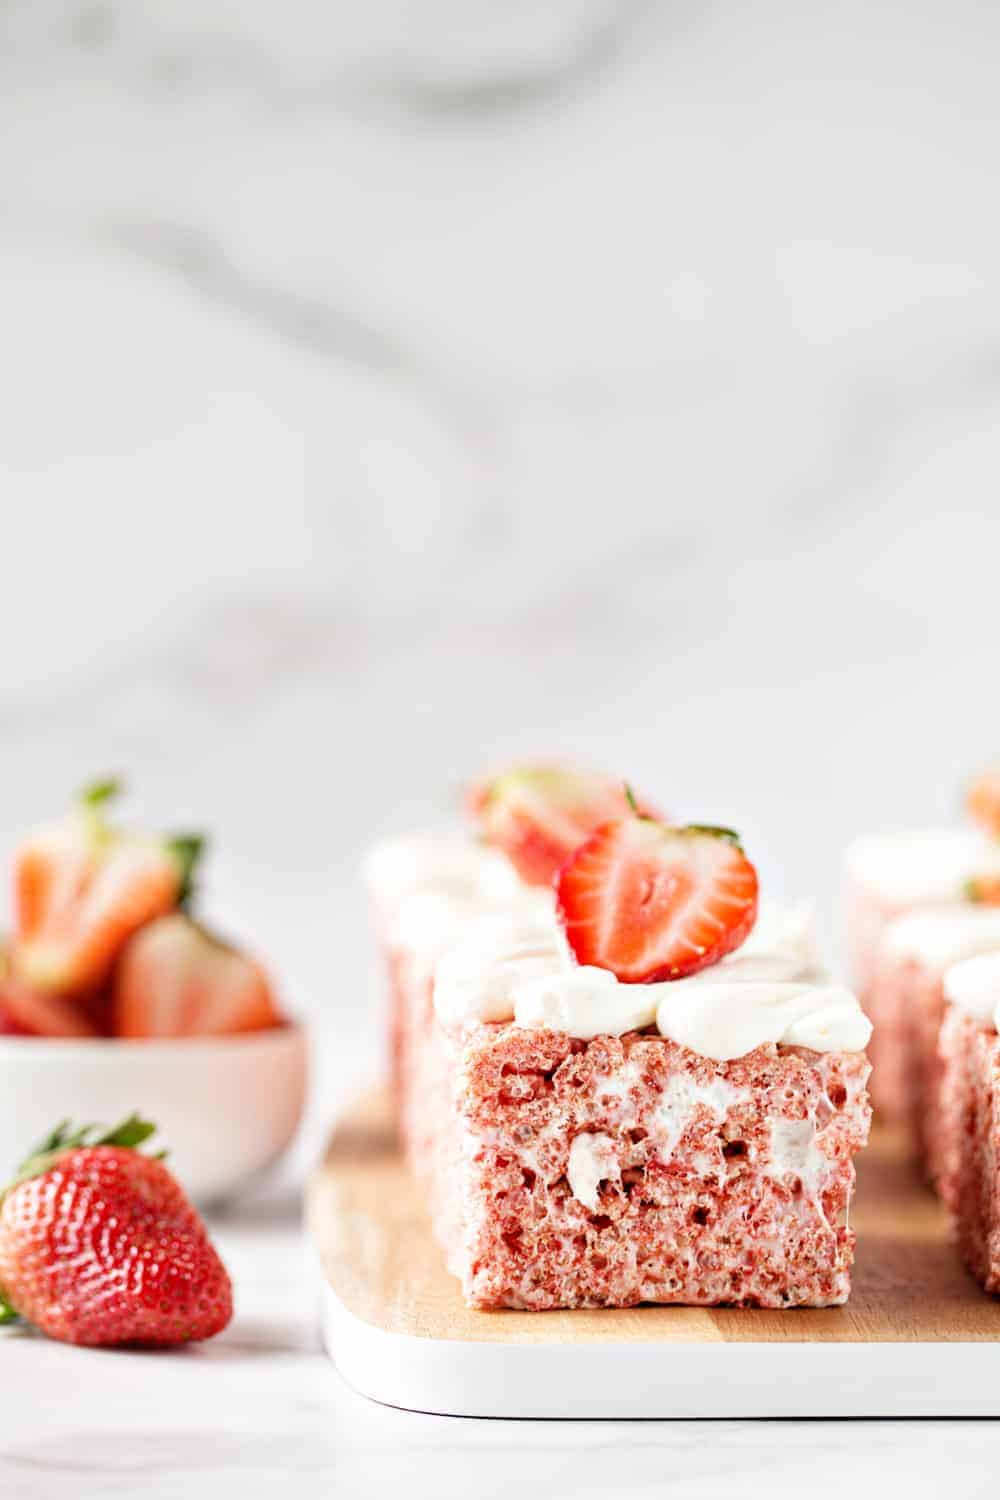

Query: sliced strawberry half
left=467, top=765, right=661, bottom=887
left=112, top=913, right=284, bottom=1039
left=968, top=764, right=1000, bottom=839
left=556, top=818, right=759, bottom=982
left=12, top=779, right=202, bottom=999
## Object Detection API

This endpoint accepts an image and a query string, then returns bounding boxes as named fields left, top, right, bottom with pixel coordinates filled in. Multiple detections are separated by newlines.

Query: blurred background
left=2, top=1, right=999, bottom=1152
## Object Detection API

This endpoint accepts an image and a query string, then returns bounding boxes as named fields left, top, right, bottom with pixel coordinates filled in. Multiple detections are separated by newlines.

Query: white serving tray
left=308, top=1088, right=1000, bottom=1418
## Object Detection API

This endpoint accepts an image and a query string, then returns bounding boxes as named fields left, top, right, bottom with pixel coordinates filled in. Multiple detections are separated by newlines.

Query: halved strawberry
left=112, top=913, right=284, bottom=1038
left=0, top=945, right=96, bottom=1037
left=556, top=818, right=759, bottom=982
left=467, top=765, right=661, bottom=886
left=12, top=779, right=202, bottom=999
left=968, top=764, right=1000, bottom=839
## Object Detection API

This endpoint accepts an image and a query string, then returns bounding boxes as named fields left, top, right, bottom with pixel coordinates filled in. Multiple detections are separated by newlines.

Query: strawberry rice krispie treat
left=864, top=906, right=1000, bottom=1177
left=937, top=953, right=1000, bottom=1292
left=846, top=765, right=1000, bottom=1017
left=844, top=830, right=1000, bottom=1014
left=368, top=766, right=872, bottom=1311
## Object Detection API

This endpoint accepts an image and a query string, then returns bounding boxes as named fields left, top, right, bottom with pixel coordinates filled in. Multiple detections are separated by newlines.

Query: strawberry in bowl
left=113, top=914, right=284, bottom=1038
left=13, top=778, right=199, bottom=999
left=0, top=779, right=307, bottom=1202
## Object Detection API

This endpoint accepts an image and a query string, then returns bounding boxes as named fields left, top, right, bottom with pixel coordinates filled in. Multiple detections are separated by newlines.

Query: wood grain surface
left=307, top=1085, right=1000, bottom=1344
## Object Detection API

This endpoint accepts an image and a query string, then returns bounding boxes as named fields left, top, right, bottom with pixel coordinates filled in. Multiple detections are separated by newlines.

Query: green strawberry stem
left=167, top=834, right=207, bottom=909
left=4, top=1114, right=160, bottom=1196
left=0, top=1114, right=165, bottom=1334
left=78, top=776, right=123, bottom=810
left=621, top=788, right=742, bottom=849
left=76, top=775, right=125, bottom=851
left=682, top=824, right=744, bottom=848
left=74, top=783, right=205, bottom=907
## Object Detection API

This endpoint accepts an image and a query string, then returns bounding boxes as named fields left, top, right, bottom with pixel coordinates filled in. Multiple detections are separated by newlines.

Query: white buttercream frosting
left=845, top=828, right=1000, bottom=906
left=387, top=888, right=482, bottom=965
left=364, top=832, right=520, bottom=915
left=943, top=951, right=1000, bottom=1031
left=513, top=965, right=659, bottom=1039
left=366, top=832, right=530, bottom=970
left=654, top=980, right=871, bottom=1062
left=506, top=899, right=823, bottom=1034
left=434, top=894, right=865, bottom=1058
left=433, top=898, right=568, bottom=1025
left=881, top=905, right=1000, bottom=972
left=687, top=897, right=824, bottom=983
left=373, top=839, right=866, bottom=1060
left=511, top=900, right=862, bottom=1058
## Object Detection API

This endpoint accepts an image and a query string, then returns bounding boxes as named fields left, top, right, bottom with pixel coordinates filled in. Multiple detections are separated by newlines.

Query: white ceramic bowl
left=0, top=1025, right=308, bottom=1205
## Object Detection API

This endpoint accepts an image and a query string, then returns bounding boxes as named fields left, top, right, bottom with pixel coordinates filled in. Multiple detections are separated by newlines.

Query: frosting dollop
left=364, top=833, right=520, bottom=915
left=654, top=980, right=872, bottom=1061
left=943, top=952, right=1000, bottom=1030
left=366, top=832, right=530, bottom=970
left=513, top=966, right=659, bottom=1039
left=881, top=905, right=1000, bottom=973
left=686, top=897, right=824, bottom=983
left=433, top=894, right=866, bottom=1058
left=433, top=900, right=568, bottom=1025
left=374, top=837, right=867, bottom=1060
left=509, top=899, right=844, bottom=1055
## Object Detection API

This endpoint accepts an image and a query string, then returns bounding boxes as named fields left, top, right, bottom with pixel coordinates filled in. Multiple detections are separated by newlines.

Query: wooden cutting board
left=307, top=1086, right=1000, bottom=1417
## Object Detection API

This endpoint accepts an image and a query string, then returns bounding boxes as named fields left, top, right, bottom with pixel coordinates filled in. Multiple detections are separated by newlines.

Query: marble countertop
left=3, top=0, right=1000, bottom=1487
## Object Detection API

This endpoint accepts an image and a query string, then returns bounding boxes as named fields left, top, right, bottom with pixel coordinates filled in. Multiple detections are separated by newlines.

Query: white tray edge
left=318, top=1280, right=1000, bottom=1419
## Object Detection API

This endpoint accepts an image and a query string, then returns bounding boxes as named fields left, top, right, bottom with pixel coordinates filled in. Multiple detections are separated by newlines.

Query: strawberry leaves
left=8, top=1113, right=161, bottom=1193
left=680, top=824, right=744, bottom=847
left=74, top=780, right=206, bottom=907
left=166, top=834, right=207, bottom=909
left=78, top=776, right=124, bottom=811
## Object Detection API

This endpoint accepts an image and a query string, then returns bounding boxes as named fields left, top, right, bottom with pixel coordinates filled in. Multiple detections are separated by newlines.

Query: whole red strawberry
left=0, top=1116, right=232, bottom=1347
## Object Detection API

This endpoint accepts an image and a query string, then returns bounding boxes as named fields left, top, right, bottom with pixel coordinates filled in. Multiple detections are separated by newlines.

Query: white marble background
left=2, top=2, right=1000, bottom=1490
